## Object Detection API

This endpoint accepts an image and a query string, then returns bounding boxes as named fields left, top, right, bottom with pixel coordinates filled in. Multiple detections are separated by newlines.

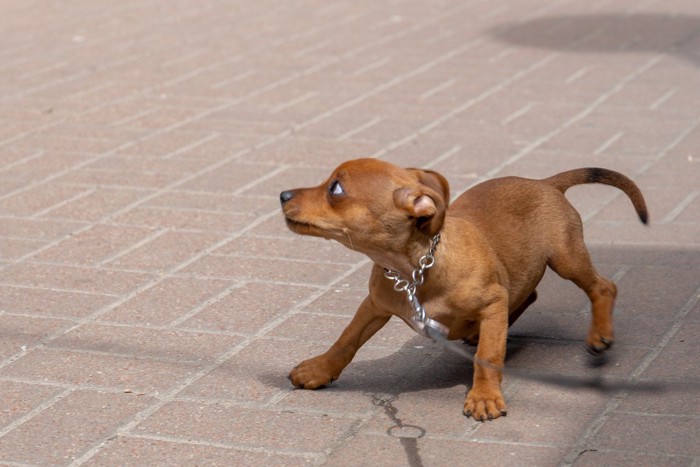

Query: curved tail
left=544, top=168, right=648, bottom=224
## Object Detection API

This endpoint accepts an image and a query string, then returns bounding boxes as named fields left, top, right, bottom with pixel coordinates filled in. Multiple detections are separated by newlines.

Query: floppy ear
left=393, top=169, right=450, bottom=236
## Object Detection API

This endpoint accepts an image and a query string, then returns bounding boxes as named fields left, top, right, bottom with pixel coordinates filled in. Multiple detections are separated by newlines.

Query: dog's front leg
left=464, top=297, right=509, bottom=421
left=289, top=295, right=390, bottom=389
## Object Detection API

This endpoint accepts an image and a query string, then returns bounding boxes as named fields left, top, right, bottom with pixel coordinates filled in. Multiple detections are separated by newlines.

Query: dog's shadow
left=258, top=333, right=533, bottom=396
left=489, top=13, right=700, bottom=67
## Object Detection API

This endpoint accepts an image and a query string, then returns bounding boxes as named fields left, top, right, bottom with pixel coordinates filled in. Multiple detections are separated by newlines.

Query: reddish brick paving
left=1, top=0, right=699, bottom=465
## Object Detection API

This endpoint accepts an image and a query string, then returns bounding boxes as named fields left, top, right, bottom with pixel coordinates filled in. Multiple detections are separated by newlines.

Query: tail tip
left=639, top=210, right=649, bottom=225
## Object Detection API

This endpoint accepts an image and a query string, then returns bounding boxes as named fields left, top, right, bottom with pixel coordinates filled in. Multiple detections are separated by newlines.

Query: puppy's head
left=280, top=158, right=449, bottom=258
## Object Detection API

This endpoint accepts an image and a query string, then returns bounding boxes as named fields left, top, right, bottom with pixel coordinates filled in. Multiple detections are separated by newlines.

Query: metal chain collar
left=383, top=233, right=441, bottom=323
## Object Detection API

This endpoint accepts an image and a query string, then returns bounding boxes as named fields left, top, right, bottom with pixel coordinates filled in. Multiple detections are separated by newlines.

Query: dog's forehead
left=334, top=159, right=408, bottom=183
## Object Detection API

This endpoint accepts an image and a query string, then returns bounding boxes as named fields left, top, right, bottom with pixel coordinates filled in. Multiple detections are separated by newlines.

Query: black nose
left=280, top=190, right=294, bottom=205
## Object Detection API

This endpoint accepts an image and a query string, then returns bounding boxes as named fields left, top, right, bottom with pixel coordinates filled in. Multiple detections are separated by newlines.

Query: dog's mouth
left=284, top=217, right=324, bottom=236
left=284, top=216, right=345, bottom=241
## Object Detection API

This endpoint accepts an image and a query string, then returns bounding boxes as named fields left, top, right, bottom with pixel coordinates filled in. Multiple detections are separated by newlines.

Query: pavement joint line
left=232, top=164, right=290, bottom=196
left=135, top=0, right=481, bottom=158
left=96, top=228, right=170, bottom=267
left=0, top=388, right=73, bottom=440
left=3, top=143, right=252, bottom=268
left=170, top=394, right=369, bottom=420
left=0, top=206, right=277, bottom=371
left=489, top=46, right=516, bottom=62
left=0, top=375, right=151, bottom=395
left=0, top=53, right=141, bottom=104
left=62, top=81, right=116, bottom=102
left=569, top=447, right=698, bottom=462
left=0, top=0, right=422, bottom=193
left=582, top=114, right=700, bottom=224
left=661, top=190, right=699, bottom=224
left=371, top=51, right=558, bottom=159
left=204, top=252, right=358, bottom=267
left=269, top=91, right=318, bottom=114
left=0, top=281, right=121, bottom=298
left=560, top=283, right=700, bottom=465
left=613, top=410, right=700, bottom=419
left=292, top=39, right=332, bottom=58
left=124, top=432, right=324, bottom=462
left=0, top=149, right=45, bottom=173
left=516, top=0, right=576, bottom=24
left=245, top=35, right=486, bottom=155
left=160, top=50, right=206, bottom=69
left=38, top=345, right=205, bottom=367
left=649, top=86, right=679, bottom=110
left=110, top=107, right=160, bottom=127
left=421, top=145, right=462, bottom=169
left=168, top=275, right=345, bottom=289
left=592, top=130, right=625, bottom=156
left=564, top=65, right=593, bottom=84
left=2, top=311, right=250, bottom=339
left=482, top=53, right=665, bottom=182
left=419, top=77, right=457, bottom=100
left=160, top=131, right=221, bottom=160
left=352, top=56, right=393, bottom=77
left=209, top=69, right=257, bottom=89
left=167, top=282, right=246, bottom=328
left=68, top=257, right=372, bottom=465
left=337, top=116, right=384, bottom=142
left=501, top=102, right=537, bottom=126
left=161, top=55, right=245, bottom=88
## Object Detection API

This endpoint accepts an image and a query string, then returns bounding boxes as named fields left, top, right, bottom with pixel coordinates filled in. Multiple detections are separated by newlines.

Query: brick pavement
left=1, top=0, right=699, bottom=465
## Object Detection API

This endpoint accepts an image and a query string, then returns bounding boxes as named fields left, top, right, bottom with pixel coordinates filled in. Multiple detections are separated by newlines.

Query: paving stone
left=589, top=412, right=700, bottom=457
left=573, top=449, right=694, bottom=467
left=133, top=400, right=356, bottom=453
left=213, top=234, right=364, bottom=264
left=0, top=183, right=88, bottom=217
left=0, top=380, right=63, bottom=428
left=325, top=433, right=565, bottom=467
left=33, top=224, right=156, bottom=266
left=182, top=254, right=352, bottom=286
left=180, top=282, right=318, bottom=334
left=104, top=230, right=226, bottom=272
left=84, top=436, right=315, bottom=466
left=1, top=348, right=198, bottom=394
left=50, top=324, right=241, bottom=363
left=99, top=277, right=233, bottom=326
left=39, top=186, right=155, bottom=222
left=472, top=379, right=609, bottom=446
left=0, top=217, right=85, bottom=242
left=638, top=321, right=700, bottom=382
left=112, top=206, right=254, bottom=234
left=0, top=314, right=70, bottom=360
left=0, top=389, right=152, bottom=465
left=0, top=262, right=154, bottom=295
left=0, top=285, right=116, bottom=319
left=181, top=338, right=329, bottom=404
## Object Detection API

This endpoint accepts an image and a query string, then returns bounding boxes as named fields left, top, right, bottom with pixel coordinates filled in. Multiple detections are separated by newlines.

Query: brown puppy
left=279, top=158, right=647, bottom=421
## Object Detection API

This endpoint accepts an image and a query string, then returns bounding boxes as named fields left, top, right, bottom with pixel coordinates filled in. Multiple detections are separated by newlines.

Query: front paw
left=288, top=355, right=341, bottom=389
left=463, top=388, right=507, bottom=421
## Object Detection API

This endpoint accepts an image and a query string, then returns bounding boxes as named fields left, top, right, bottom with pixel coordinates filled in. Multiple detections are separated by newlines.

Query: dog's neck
left=372, top=233, right=441, bottom=279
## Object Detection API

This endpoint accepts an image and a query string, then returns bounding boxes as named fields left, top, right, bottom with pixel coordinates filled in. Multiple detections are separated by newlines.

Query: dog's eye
left=329, top=180, right=345, bottom=196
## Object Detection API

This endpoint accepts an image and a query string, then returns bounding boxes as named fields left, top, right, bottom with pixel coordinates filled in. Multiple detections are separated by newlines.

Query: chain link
left=383, top=233, right=441, bottom=323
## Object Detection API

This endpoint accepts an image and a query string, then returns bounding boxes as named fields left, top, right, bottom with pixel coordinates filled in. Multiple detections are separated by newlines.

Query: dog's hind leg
left=547, top=239, right=616, bottom=356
